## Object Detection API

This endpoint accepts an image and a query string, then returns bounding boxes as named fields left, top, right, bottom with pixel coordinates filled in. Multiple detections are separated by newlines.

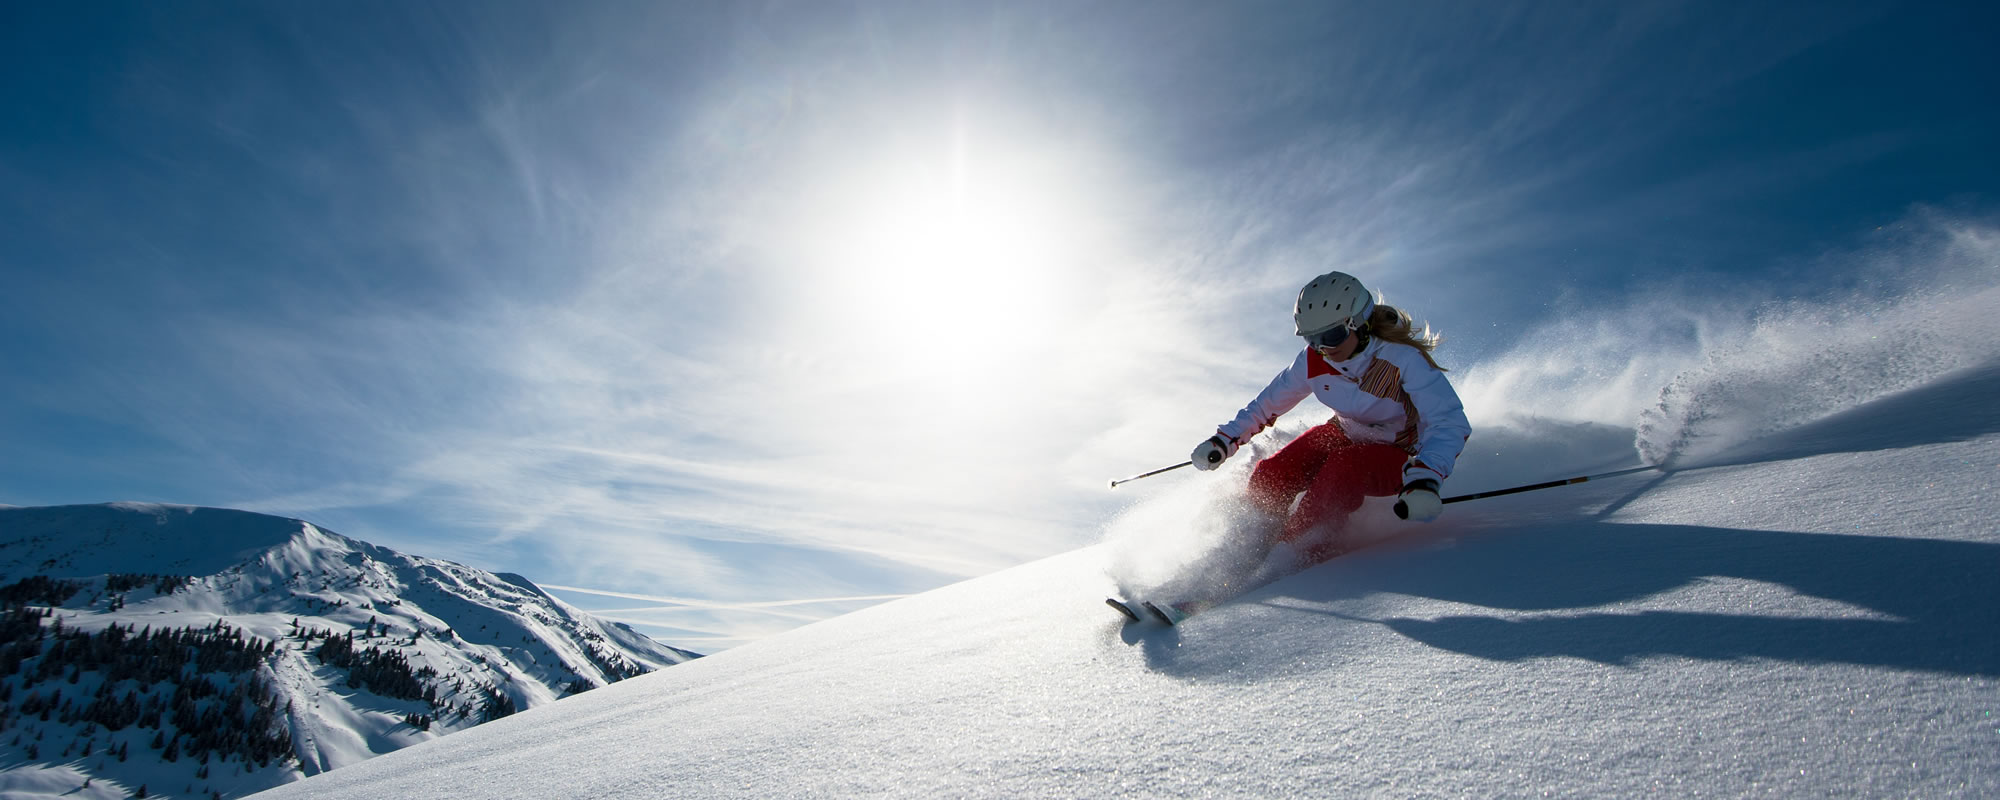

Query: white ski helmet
left=1293, top=271, right=1375, bottom=336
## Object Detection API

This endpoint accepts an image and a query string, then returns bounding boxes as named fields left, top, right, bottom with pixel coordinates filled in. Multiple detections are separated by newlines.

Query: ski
left=1142, top=600, right=1197, bottom=626
left=1107, top=597, right=1196, bottom=625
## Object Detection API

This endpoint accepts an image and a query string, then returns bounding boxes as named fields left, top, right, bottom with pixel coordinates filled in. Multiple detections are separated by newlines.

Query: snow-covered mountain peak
left=0, top=503, right=699, bottom=799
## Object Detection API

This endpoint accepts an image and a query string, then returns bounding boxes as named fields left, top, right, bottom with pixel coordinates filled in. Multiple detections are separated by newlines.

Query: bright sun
left=795, top=116, right=1082, bottom=374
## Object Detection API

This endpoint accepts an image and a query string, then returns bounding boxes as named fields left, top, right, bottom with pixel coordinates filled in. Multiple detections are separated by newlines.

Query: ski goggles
left=1303, top=323, right=1356, bottom=351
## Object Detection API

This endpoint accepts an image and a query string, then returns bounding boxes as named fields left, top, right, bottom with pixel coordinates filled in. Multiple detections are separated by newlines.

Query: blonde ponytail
left=1366, top=304, right=1447, bottom=371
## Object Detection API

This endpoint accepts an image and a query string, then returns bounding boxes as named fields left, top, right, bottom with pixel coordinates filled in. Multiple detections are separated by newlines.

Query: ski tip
left=1105, top=597, right=1142, bottom=622
left=1141, top=601, right=1185, bottom=626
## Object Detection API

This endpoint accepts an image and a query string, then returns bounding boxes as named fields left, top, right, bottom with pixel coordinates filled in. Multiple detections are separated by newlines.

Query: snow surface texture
left=250, top=334, right=1999, bottom=793
left=0, top=506, right=697, bottom=799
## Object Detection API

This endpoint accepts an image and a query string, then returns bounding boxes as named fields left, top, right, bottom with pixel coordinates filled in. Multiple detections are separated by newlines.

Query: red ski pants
left=1247, top=423, right=1410, bottom=542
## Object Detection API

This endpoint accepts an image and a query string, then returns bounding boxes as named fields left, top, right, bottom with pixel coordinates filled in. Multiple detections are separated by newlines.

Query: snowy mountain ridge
left=0, top=503, right=698, bottom=799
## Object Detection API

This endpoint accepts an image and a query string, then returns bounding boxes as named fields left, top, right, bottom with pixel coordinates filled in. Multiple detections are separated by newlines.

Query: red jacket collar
left=1306, top=343, right=1373, bottom=378
left=1306, top=348, right=1337, bottom=378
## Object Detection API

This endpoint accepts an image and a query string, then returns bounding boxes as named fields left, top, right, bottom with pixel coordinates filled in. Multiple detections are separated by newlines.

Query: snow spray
left=1100, top=425, right=1326, bottom=603
left=1455, top=214, right=2000, bottom=471
left=1635, top=281, right=2000, bottom=467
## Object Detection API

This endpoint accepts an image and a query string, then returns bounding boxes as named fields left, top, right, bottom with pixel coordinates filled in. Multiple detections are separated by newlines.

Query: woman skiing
left=1192, top=270, right=1472, bottom=561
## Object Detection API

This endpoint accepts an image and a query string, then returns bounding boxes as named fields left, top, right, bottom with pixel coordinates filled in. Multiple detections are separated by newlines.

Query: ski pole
left=1109, top=461, right=1194, bottom=489
left=1440, top=464, right=1660, bottom=505
left=1111, top=460, right=1660, bottom=495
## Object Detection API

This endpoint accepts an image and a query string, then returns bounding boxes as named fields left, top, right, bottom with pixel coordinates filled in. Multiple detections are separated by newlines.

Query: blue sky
left=4, top=1, right=1996, bottom=648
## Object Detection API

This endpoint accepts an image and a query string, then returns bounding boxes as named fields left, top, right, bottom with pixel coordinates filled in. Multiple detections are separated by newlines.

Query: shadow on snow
left=1354, top=521, right=1999, bottom=677
left=1131, top=518, right=2000, bottom=680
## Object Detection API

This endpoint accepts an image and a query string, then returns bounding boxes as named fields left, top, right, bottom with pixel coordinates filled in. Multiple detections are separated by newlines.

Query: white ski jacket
left=1215, top=339, right=1472, bottom=486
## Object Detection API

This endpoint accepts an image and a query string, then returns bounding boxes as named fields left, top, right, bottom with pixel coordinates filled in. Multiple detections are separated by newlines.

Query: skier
left=1192, top=270, right=1472, bottom=562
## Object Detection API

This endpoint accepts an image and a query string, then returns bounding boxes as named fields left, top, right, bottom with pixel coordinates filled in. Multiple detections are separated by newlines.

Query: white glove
left=1393, top=479, right=1443, bottom=521
left=1190, top=435, right=1238, bottom=471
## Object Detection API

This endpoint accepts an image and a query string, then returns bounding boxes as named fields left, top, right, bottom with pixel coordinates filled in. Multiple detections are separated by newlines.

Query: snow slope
left=0, top=505, right=698, bottom=799
left=248, top=356, right=2000, bottom=799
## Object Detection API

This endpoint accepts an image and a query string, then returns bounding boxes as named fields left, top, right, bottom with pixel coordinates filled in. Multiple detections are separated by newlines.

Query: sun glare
left=796, top=116, right=1084, bottom=376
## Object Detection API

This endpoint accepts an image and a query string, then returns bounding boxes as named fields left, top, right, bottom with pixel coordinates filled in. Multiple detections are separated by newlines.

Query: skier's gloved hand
left=1190, top=435, right=1238, bottom=471
left=1393, top=478, right=1443, bottom=521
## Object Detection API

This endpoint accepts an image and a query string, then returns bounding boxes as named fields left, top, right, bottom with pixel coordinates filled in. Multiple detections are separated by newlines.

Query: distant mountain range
left=0, top=502, right=699, bottom=799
